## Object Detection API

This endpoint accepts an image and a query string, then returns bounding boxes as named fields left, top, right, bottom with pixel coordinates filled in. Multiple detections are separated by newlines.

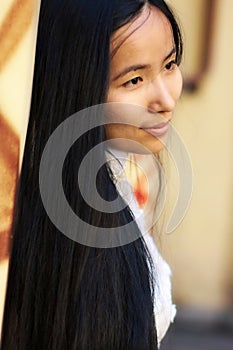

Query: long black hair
left=1, top=1, right=182, bottom=349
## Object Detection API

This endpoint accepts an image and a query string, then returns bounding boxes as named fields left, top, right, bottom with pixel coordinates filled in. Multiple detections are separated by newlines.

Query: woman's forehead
left=111, top=5, right=151, bottom=45
left=110, top=6, right=174, bottom=68
left=111, top=5, right=173, bottom=56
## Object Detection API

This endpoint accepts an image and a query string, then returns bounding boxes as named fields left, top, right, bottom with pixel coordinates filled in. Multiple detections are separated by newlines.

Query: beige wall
left=0, top=0, right=40, bottom=331
left=161, top=0, right=233, bottom=308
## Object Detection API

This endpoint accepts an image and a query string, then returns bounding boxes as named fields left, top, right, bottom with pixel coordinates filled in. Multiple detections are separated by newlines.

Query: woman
left=1, top=0, right=183, bottom=349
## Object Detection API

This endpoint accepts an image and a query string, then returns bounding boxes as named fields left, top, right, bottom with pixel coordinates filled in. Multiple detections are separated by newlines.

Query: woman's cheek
left=107, top=87, right=144, bottom=105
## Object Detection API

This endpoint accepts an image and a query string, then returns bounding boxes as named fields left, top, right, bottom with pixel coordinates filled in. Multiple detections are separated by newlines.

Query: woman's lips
left=141, top=121, right=170, bottom=137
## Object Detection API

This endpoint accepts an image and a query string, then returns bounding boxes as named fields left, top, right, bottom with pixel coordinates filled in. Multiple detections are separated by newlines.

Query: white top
left=106, top=148, right=176, bottom=347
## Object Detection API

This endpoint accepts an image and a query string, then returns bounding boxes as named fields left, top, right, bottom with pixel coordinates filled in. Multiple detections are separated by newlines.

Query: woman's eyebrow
left=112, top=47, right=176, bottom=82
left=112, top=64, right=149, bottom=81
left=163, top=46, right=176, bottom=63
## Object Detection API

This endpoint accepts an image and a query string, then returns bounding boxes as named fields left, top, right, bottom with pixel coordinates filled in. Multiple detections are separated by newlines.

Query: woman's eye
left=165, top=60, right=177, bottom=71
left=123, top=76, right=143, bottom=88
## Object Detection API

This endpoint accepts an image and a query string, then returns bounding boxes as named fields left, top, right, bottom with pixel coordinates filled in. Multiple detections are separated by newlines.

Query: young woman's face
left=106, top=5, right=183, bottom=154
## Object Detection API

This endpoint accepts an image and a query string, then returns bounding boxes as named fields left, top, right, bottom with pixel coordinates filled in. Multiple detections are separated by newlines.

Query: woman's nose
left=147, top=77, right=176, bottom=114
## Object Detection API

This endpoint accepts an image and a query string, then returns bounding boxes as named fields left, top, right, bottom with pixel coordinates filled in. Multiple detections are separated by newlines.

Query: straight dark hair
left=1, top=1, right=182, bottom=349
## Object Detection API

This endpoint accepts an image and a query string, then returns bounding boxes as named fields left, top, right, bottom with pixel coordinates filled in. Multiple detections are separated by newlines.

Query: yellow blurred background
left=165, top=0, right=233, bottom=310
left=0, top=0, right=232, bottom=343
